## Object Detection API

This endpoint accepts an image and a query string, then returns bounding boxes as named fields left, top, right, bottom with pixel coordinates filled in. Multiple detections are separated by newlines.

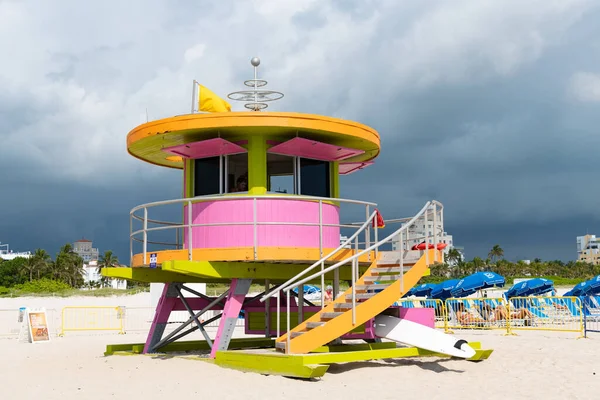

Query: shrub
left=14, top=278, right=71, bottom=293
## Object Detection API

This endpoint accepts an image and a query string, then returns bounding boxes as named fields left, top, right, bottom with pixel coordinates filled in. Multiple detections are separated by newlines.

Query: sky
left=1, top=0, right=600, bottom=263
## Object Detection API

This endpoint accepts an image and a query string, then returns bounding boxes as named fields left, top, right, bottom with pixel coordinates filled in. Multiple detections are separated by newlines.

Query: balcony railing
left=129, top=194, right=383, bottom=266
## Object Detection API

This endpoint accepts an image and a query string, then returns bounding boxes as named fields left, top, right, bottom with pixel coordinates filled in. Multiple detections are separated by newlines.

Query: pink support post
left=209, top=278, right=252, bottom=358
left=143, top=283, right=178, bottom=353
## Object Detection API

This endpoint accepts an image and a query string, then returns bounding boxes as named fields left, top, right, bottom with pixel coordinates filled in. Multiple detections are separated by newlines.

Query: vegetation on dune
left=0, top=244, right=148, bottom=297
left=1, top=243, right=596, bottom=296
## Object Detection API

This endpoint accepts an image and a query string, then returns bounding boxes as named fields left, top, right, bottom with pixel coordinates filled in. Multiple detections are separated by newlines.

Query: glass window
left=267, top=154, right=295, bottom=194
left=226, top=153, right=248, bottom=193
left=299, top=158, right=330, bottom=197
left=194, top=156, right=220, bottom=196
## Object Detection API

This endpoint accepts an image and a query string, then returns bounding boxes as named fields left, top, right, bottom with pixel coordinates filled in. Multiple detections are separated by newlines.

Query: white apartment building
left=75, top=239, right=126, bottom=289
left=83, top=260, right=127, bottom=289
left=577, top=234, right=600, bottom=265
left=391, top=221, right=464, bottom=264
left=0, top=242, right=32, bottom=260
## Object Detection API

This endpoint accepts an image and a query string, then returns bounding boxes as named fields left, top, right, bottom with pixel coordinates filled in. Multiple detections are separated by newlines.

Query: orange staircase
left=275, top=248, right=440, bottom=354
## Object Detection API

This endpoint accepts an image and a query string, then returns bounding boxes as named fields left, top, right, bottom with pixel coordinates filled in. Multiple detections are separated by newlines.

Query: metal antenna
left=227, top=57, right=284, bottom=111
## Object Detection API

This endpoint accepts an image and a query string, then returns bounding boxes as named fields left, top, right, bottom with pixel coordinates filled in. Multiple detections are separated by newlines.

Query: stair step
left=333, top=303, right=353, bottom=310
left=276, top=342, right=286, bottom=350
left=345, top=293, right=375, bottom=300
left=377, top=250, right=420, bottom=265
left=306, top=321, right=325, bottom=329
left=321, top=312, right=344, bottom=319
left=291, top=331, right=304, bottom=338
left=355, top=284, right=391, bottom=291
left=371, top=267, right=405, bottom=274
left=364, top=275, right=401, bottom=282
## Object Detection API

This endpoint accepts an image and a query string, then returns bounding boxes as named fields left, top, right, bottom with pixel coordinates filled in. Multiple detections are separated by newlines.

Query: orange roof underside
left=127, top=112, right=381, bottom=169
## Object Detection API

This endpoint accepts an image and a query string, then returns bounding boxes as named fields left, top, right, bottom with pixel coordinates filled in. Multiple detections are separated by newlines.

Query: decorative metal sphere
left=251, top=57, right=260, bottom=67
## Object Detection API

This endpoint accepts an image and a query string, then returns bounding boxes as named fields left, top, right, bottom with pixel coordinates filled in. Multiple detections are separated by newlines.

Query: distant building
left=339, top=235, right=351, bottom=249
left=75, top=239, right=126, bottom=289
left=391, top=221, right=464, bottom=265
left=0, top=242, right=32, bottom=260
left=73, top=238, right=99, bottom=262
left=83, top=260, right=127, bottom=290
left=577, top=234, right=600, bottom=265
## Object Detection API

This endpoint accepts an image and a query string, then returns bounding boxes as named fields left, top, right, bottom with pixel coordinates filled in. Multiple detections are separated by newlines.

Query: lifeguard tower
left=104, top=58, right=491, bottom=378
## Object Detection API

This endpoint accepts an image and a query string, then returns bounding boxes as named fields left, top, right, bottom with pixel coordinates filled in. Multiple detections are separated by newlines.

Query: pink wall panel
left=183, top=198, right=340, bottom=249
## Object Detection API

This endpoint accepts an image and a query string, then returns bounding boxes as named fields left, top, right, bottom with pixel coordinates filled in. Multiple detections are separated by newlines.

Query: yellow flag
left=198, top=84, right=231, bottom=113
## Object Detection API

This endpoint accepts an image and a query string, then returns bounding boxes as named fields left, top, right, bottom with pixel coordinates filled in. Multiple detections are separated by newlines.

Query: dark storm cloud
left=1, top=0, right=599, bottom=262
left=0, top=174, right=182, bottom=262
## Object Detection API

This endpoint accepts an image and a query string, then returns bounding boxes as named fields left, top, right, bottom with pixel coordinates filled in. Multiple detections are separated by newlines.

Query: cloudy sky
left=1, top=0, right=599, bottom=263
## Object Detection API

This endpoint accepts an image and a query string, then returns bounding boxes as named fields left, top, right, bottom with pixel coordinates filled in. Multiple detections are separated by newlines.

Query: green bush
left=0, top=286, right=10, bottom=296
left=14, top=278, right=72, bottom=293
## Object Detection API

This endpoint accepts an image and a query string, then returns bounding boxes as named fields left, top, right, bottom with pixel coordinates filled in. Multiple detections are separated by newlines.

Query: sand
left=1, top=294, right=599, bottom=399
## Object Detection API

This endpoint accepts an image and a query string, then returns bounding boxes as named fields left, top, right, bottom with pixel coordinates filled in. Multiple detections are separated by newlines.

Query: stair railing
left=277, top=200, right=443, bottom=352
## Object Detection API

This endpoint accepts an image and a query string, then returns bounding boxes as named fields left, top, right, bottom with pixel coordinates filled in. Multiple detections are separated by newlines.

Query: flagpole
left=191, top=80, right=197, bottom=113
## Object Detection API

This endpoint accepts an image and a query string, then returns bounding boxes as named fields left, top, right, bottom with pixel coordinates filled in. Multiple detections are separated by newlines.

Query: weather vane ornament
left=227, top=56, right=284, bottom=111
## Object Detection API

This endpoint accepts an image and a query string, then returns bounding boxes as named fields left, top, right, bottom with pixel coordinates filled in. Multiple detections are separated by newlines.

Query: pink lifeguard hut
left=104, top=57, right=490, bottom=378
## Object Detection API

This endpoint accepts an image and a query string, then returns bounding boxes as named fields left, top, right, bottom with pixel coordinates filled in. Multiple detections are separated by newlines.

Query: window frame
left=190, top=152, right=333, bottom=198
left=296, top=157, right=331, bottom=198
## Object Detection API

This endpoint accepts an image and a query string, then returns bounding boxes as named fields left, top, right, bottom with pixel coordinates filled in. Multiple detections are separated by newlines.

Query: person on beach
left=454, top=303, right=486, bottom=325
left=324, top=285, right=334, bottom=305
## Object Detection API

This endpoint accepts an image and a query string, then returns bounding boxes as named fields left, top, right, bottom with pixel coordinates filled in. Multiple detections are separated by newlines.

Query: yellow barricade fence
left=60, top=306, right=125, bottom=336
left=445, top=297, right=510, bottom=332
left=395, top=299, right=446, bottom=330
left=508, top=296, right=583, bottom=334
left=444, top=296, right=584, bottom=335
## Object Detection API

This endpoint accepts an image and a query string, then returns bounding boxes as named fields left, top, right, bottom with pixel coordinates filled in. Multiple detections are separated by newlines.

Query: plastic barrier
left=444, top=296, right=584, bottom=336
left=509, top=296, right=583, bottom=334
left=0, top=308, right=60, bottom=338
left=445, top=297, right=510, bottom=332
left=60, top=306, right=125, bottom=336
left=583, top=295, right=600, bottom=336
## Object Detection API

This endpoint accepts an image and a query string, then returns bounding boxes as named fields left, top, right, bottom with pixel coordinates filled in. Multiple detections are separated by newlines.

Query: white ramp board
left=374, top=315, right=476, bottom=359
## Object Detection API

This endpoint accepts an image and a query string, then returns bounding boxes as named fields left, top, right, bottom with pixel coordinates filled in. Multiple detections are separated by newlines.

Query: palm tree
left=97, top=251, right=119, bottom=288
left=21, top=257, right=37, bottom=282
left=488, top=245, right=504, bottom=263
left=53, top=243, right=85, bottom=287
left=32, top=248, right=51, bottom=279
left=97, top=251, right=119, bottom=275
left=445, top=248, right=462, bottom=267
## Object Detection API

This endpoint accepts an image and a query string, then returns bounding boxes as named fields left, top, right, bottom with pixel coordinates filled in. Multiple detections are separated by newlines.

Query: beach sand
left=1, top=294, right=599, bottom=399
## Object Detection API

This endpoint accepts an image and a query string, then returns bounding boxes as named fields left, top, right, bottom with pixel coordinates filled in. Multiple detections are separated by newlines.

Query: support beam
left=174, top=284, right=213, bottom=348
left=144, top=283, right=179, bottom=353
left=265, top=279, right=271, bottom=338
left=298, top=286, right=304, bottom=325
left=210, top=279, right=253, bottom=357
left=247, top=135, right=267, bottom=195
left=145, top=288, right=230, bottom=353
left=333, top=268, right=339, bottom=300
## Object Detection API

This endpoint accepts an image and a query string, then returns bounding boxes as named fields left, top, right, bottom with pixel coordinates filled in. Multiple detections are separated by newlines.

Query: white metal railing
left=260, top=200, right=443, bottom=353
left=129, top=194, right=378, bottom=266
left=260, top=210, right=379, bottom=303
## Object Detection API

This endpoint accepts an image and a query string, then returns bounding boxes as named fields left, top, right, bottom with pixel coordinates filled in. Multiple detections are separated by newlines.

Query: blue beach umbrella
left=292, top=285, right=320, bottom=295
left=450, top=271, right=505, bottom=298
left=404, top=283, right=436, bottom=298
left=430, top=279, right=460, bottom=300
left=582, top=275, right=600, bottom=296
left=504, top=278, right=554, bottom=299
left=563, top=281, right=589, bottom=297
